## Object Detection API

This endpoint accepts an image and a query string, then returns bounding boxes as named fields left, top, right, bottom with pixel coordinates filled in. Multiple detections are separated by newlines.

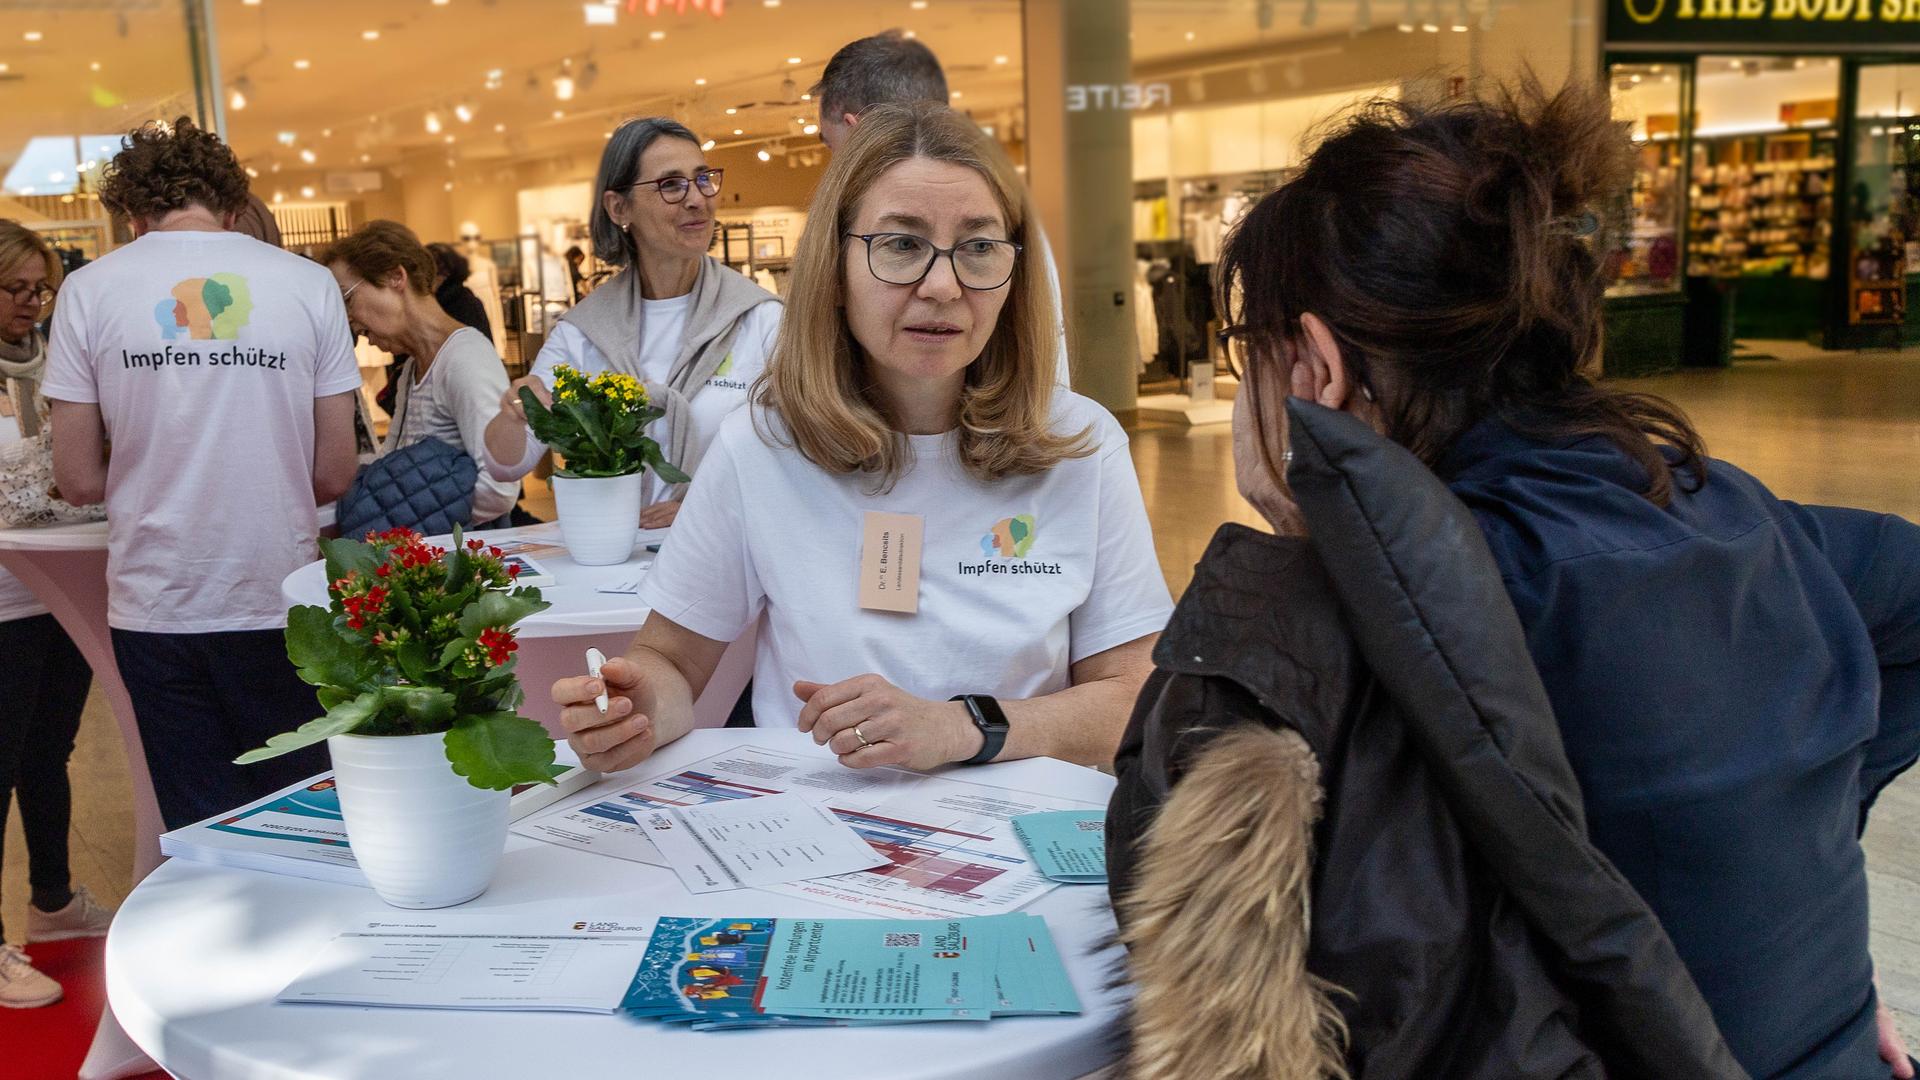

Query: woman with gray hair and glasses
left=483, top=117, right=782, bottom=527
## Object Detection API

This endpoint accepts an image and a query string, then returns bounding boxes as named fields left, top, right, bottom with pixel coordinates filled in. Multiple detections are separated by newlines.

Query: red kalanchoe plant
left=236, top=526, right=559, bottom=790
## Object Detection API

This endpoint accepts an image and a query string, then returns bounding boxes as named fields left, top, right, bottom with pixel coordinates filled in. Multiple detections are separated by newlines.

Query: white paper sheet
left=277, top=914, right=655, bottom=1013
left=638, top=791, right=888, bottom=894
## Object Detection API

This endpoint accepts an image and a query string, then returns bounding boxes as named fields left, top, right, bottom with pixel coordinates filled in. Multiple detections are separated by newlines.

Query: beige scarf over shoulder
left=557, top=256, right=779, bottom=501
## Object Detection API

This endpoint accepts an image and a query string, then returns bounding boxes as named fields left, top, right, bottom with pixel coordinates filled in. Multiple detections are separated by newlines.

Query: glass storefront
left=0, top=1, right=206, bottom=266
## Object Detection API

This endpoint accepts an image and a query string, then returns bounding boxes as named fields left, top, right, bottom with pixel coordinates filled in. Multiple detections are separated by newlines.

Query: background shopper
left=44, top=117, right=362, bottom=830
left=328, top=221, right=519, bottom=526
left=549, top=104, right=1170, bottom=773
left=0, top=220, right=111, bottom=1010
left=483, top=118, right=781, bottom=529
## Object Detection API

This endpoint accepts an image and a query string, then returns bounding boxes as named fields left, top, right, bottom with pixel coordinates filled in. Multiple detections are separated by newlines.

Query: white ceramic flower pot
left=327, top=731, right=509, bottom=909
left=550, top=472, right=642, bottom=566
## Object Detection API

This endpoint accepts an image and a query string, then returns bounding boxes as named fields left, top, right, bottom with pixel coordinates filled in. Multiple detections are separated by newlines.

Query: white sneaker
left=26, top=886, right=115, bottom=943
left=0, top=944, right=62, bottom=1008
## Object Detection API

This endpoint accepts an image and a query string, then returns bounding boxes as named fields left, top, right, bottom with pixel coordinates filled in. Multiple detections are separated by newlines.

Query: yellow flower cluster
left=548, top=364, right=648, bottom=412
left=588, top=370, right=649, bottom=410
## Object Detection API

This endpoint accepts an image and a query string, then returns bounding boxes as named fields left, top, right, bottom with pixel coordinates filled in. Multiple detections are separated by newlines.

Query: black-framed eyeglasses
left=630, top=169, right=724, bottom=204
left=844, top=232, right=1022, bottom=291
left=2, top=281, right=55, bottom=307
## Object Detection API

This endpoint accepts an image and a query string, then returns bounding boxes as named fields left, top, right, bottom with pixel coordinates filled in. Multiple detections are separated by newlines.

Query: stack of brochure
left=620, top=914, right=1081, bottom=1030
left=159, top=762, right=596, bottom=886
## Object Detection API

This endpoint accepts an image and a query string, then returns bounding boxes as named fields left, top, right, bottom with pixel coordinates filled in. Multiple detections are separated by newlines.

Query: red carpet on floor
left=0, top=936, right=167, bottom=1080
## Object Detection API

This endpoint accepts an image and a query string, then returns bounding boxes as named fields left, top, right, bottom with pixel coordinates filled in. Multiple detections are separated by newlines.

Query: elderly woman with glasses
left=0, top=220, right=112, bottom=1009
left=483, top=118, right=781, bottom=528
left=546, top=103, right=1172, bottom=774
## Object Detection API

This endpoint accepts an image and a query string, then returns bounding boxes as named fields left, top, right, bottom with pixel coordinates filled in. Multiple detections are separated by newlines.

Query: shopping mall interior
left=2, top=1, right=1918, bottom=1074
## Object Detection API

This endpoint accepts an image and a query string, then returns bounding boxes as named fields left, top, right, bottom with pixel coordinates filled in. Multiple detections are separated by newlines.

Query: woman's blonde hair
left=760, top=101, right=1088, bottom=488
left=0, top=220, right=63, bottom=310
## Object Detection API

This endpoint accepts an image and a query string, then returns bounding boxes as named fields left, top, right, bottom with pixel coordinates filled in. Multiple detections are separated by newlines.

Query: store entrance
left=1845, top=63, right=1920, bottom=346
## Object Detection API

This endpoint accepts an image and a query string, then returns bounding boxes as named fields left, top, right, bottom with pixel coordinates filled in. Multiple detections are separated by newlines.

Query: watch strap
left=952, top=694, right=1010, bottom=766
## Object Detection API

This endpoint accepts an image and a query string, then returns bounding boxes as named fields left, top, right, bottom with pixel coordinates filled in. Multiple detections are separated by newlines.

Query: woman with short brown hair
left=325, top=220, right=517, bottom=526
left=549, top=103, right=1172, bottom=774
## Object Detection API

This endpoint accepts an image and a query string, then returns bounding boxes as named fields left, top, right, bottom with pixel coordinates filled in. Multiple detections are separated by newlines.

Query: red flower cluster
left=476, top=627, right=518, bottom=667
left=341, top=584, right=388, bottom=630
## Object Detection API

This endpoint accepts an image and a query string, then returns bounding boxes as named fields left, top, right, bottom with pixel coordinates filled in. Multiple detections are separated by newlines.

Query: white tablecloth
left=106, top=729, right=1126, bottom=1080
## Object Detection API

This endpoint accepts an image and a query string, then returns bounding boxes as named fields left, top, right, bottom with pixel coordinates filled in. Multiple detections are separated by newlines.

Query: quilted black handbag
left=337, top=436, right=477, bottom=538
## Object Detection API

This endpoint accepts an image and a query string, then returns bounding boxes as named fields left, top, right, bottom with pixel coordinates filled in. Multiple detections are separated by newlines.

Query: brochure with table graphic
left=620, top=914, right=1078, bottom=1030
left=161, top=754, right=596, bottom=886
left=1010, top=810, right=1109, bottom=883
left=514, top=745, right=1104, bottom=919
left=495, top=552, right=555, bottom=587
left=278, top=914, right=656, bottom=1013
left=640, top=791, right=888, bottom=893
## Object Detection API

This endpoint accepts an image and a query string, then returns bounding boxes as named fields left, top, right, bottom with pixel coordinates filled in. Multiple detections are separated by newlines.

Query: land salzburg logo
left=960, top=514, right=1063, bottom=577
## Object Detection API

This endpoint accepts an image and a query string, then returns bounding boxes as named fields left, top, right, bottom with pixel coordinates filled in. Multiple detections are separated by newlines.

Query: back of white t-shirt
left=41, top=230, right=362, bottom=632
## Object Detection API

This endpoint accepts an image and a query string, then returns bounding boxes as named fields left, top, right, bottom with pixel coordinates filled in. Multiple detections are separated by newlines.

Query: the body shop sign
left=1609, top=0, right=1920, bottom=45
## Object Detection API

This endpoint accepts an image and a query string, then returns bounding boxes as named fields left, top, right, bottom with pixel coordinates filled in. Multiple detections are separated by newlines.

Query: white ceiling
left=0, top=0, right=1438, bottom=194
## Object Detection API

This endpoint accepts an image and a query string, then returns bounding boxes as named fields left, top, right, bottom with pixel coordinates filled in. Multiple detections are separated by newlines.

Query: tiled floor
left=7, top=340, right=1919, bottom=1038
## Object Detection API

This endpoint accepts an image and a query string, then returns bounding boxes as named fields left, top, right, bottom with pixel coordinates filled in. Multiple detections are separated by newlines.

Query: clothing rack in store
left=715, top=223, right=758, bottom=274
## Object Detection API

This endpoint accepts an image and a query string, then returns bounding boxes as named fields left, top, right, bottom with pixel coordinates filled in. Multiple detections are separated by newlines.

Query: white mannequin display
left=458, top=229, right=509, bottom=356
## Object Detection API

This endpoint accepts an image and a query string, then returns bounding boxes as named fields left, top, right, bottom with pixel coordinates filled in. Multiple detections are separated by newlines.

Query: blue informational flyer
left=1010, top=810, right=1109, bottom=883
left=621, top=914, right=1079, bottom=1031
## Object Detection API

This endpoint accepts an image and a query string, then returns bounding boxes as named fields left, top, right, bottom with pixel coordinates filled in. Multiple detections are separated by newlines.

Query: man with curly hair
left=43, top=117, right=363, bottom=829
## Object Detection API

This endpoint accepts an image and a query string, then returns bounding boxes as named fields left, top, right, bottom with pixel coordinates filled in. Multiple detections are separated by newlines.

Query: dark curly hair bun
left=98, top=116, right=251, bottom=224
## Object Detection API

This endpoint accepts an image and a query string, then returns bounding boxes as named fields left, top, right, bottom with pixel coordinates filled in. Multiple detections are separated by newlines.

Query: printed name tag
left=858, top=511, right=924, bottom=614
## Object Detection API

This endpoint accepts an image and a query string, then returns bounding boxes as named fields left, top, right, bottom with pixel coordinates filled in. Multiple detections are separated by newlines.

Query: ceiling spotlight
left=360, top=153, right=372, bottom=162
left=950, top=90, right=963, bottom=99
left=554, top=74, right=575, bottom=101
left=272, top=191, right=284, bottom=204
left=89, top=60, right=101, bottom=71
left=321, top=127, right=332, bottom=137
left=229, top=78, right=251, bottom=111
left=552, top=109, right=565, bottom=119
left=23, top=31, right=43, bottom=43
left=444, top=181, right=454, bottom=192
left=362, top=29, right=380, bottom=41
left=277, top=130, right=297, bottom=146
left=764, top=0, right=780, bottom=6
left=1184, top=30, right=1196, bottom=41
left=293, top=58, right=310, bottom=70
left=299, top=148, right=316, bottom=164
left=455, top=102, right=475, bottom=123
left=425, top=110, right=444, bottom=134
left=701, top=138, right=716, bottom=150
left=803, top=123, right=818, bottom=135
left=694, top=77, right=707, bottom=86
left=649, top=29, right=666, bottom=40
left=493, top=122, right=506, bottom=133
left=300, top=186, right=315, bottom=198
left=484, top=68, right=504, bottom=90
left=800, top=92, right=811, bottom=101
left=994, top=55, right=1009, bottom=65
left=725, top=107, right=737, bottom=115
left=245, top=166, right=259, bottom=178
left=911, top=0, right=928, bottom=7
left=583, top=2, right=616, bottom=25
left=733, top=128, right=744, bottom=135
left=444, top=134, right=456, bottom=144
left=787, top=56, right=802, bottom=64
left=757, top=148, right=771, bottom=162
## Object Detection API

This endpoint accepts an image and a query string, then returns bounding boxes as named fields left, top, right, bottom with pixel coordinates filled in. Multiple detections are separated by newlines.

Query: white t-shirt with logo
left=42, top=230, right=362, bottom=633
left=641, top=392, right=1174, bottom=728
left=515, top=296, right=780, bottom=506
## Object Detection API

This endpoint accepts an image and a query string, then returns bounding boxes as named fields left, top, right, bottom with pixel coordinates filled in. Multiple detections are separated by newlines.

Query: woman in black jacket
left=1110, top=80, right=1920, bottom=1080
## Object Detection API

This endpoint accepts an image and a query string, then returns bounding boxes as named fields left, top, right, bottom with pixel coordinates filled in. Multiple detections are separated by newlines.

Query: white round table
left=107, top=729, right=1126, bottom=1080
left=282, top=522, right=757, bottom=735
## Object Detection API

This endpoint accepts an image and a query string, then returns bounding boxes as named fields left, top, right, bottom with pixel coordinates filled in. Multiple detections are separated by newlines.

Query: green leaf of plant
left=234, top=691, right=381, bottom=764
left=317, top=685, right=354, bottom=709
left=379, top=685, right=458, bottom=729
left=641, top=441, right=691, bottom=485
left=560, top=398, right=612, bottom=456
left=320, top=534, right=381, bottom=583
left=457, top=589, right=551, bottom=637
left=519, top=386, right=562, bottom=442
left=394, top=637, right=434, bottom=684
left=444, top=711, right=558, bottom=790
left=285, top=604, right=369, bottom=688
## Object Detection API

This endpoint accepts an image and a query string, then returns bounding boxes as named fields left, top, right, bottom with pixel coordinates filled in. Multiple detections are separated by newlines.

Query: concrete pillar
left=1023, top=0, right=1137, bottom=417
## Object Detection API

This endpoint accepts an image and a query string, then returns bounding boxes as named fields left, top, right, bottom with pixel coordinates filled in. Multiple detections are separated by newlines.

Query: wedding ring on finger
left=853, top=723, right=872, bottom=749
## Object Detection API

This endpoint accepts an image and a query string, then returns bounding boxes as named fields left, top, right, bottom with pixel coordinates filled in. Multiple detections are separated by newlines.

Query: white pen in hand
left=585, top=647, right=609, bottom=715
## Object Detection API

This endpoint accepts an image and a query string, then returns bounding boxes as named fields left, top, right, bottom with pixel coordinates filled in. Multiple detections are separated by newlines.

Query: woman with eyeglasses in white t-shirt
left=548, top=103, right=1173, bottom=775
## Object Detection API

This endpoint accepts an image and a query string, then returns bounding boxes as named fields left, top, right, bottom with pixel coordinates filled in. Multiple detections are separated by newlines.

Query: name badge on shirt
left=858, top=511, right=924, bottom=614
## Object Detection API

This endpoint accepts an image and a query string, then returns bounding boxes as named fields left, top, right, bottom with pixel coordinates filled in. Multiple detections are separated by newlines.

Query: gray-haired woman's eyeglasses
left=629, top=169, right=724, bottom=204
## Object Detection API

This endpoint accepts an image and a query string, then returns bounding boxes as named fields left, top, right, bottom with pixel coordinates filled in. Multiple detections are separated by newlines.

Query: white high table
left=282, top=522, right=756, bottom=735
left=105, top=728, right=1126, bottom=1080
